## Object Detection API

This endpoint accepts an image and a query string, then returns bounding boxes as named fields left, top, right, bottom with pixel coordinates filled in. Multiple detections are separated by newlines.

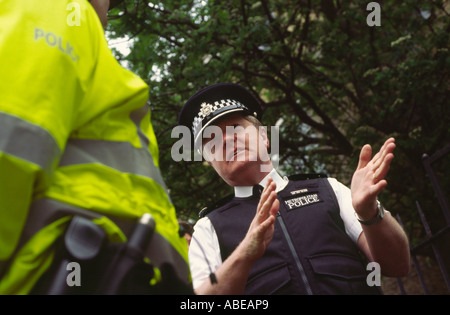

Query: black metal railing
left=396, top=144, right=450, bottom=294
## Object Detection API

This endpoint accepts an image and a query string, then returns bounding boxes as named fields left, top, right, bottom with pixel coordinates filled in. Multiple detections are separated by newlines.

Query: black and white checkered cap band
left=192, top=99, right=248, bottom=138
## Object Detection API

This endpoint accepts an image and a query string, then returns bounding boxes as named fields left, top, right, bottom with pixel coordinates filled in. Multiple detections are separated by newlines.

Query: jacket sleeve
left=0, top=114, right=62, bottom=260
left=0, top=0, right=102, bottom=261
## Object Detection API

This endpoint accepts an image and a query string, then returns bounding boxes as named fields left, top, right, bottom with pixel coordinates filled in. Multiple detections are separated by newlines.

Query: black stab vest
left=206, top=176, right=381, bottom=295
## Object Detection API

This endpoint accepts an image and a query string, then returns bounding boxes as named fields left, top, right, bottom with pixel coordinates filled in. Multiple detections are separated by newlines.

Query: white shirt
left=188, top=169, right=363, bottom=289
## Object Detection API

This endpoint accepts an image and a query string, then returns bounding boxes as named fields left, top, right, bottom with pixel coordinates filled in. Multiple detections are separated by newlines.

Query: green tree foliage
left=107, top=0, right=449, bottom=245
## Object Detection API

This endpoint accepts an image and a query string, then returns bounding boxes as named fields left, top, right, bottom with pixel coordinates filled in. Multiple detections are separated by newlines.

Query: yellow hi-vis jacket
left=0, top=0, right=189, bottom=294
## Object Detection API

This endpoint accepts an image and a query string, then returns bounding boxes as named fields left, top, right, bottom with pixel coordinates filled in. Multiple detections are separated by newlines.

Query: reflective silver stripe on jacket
left=0, top=112, right=61, bottom=174
left=59, top=105, right=169, bottom=196
left=59, top=138, right=169, bottom=194
left=1, top=107, right=168, bottom=193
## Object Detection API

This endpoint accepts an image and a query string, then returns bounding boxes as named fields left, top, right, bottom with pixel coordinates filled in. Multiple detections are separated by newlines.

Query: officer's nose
left=223, top=128, right=235, bottom=149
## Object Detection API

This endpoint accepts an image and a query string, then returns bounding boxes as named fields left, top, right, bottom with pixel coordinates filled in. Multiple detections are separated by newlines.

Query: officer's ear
left=259, top=126, right=270, bottom=149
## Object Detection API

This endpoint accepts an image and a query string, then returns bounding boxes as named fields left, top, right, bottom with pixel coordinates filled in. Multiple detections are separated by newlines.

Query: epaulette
left=198, top=193, right=235, bottom=218
left=287, top=173, right=328, bottom=181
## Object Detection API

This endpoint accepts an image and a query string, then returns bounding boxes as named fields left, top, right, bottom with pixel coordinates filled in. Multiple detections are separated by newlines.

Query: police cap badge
left=178, top=83, right=262, bottom=148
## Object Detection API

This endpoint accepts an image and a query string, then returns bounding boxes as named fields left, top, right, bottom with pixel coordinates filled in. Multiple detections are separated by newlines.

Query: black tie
left=252, top=184, right=264, bottom=197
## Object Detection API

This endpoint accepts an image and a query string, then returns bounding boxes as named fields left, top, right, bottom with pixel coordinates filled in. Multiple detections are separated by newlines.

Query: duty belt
left=0, top=198, right=190, bottom=286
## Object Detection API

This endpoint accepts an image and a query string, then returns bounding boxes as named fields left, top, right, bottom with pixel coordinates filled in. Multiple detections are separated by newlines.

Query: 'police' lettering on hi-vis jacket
left=34, top=28, right=79, bottom=62
left=284, top=193, right=321, bottom=210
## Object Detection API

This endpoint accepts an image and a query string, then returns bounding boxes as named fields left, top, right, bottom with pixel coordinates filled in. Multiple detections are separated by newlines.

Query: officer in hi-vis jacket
left=0, top=0, right=190, bottom=294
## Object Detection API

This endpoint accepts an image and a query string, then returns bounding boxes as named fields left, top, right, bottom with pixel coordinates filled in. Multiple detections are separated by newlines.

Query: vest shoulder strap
left=287, top=173, right=328, bottom=181
left=199, top=194, right=235, bottom=218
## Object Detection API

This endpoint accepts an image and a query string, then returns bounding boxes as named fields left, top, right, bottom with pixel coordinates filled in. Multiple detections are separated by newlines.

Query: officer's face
left=202, top=113, right=271, bottom=186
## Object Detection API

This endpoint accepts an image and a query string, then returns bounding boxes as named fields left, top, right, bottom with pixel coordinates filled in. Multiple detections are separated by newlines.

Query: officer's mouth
left=224, top=140, right=247, bottom=162
left=226, top=147, right=246, bottom=162
left=234, top=148, right=244, bottom=158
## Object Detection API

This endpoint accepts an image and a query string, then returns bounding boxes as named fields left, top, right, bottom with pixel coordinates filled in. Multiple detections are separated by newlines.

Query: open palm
left=351, top=138, right=396, bottom=220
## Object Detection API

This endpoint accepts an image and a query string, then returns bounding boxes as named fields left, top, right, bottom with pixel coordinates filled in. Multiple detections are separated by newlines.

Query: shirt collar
left=234, top=169, right=288, bottom=198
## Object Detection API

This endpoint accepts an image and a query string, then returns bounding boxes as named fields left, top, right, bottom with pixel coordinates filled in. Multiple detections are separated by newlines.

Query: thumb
left=357, top=144, right=372, bottom=170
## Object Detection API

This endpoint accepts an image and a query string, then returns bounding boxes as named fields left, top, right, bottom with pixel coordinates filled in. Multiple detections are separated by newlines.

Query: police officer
left=0, top=0, right=189, bottom=294
left=178, top=82, right=410, bottom=294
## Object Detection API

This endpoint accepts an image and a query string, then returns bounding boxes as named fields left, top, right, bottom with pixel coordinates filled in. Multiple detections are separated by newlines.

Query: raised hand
left=241, top=177, right=280, bottom=262
left=351, top=138, right=396, bottom=221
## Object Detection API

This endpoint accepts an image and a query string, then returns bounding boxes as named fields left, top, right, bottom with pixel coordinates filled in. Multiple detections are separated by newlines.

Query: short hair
left=242, top=114, right=263, bottom=128
left=178, top=220, right=194, bottom=237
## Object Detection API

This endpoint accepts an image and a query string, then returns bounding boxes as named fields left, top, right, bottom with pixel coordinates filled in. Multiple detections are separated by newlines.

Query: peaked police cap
left=178, top=83, right=262, bottom=147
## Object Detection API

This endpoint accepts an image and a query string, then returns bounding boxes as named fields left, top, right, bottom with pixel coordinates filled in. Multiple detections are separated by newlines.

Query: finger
left=374, top=142, right=395, bottom=169
left=257, top=179, right=275, bottom=209
left=255, top=214, right=276, bottom=237
left=257, top=191, right=277, bottom=223
left=371, top=179, right=388, bottom=197
left=372, top=138, right=395, bottom=168
left=356, top=144, right=372, bottom=170
left=258, top=203, right=279, bottom=234
left=263, top=177, right=273, bottom=191
left=373, top=152, right=394, bottom=183
left=372, top=143, right=395, bottom=180
left=261, top=178, right=275, bottom=196
left=269, top=198, right=280, bottom=217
